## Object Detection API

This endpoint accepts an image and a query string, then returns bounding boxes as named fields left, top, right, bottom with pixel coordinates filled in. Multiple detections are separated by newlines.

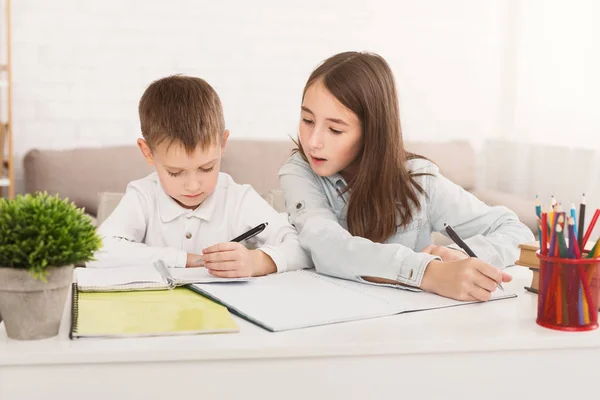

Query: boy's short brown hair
left=138, top=75, right=225, bottom=154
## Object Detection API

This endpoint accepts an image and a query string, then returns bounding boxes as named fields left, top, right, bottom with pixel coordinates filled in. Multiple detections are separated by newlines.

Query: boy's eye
left=167, top=171, right=182, bottom=177
left=200, top=166, right=214, bottom=173
left=302, top=118, right=314, bottom=125
left=329, top=128, right=342, bottom=134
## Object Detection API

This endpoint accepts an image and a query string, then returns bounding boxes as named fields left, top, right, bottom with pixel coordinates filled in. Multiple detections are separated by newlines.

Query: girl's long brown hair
left=297, top=52, right=428, bottom=243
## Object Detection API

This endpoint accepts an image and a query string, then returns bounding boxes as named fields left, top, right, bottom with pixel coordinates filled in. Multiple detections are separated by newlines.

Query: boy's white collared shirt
left=89, top=172, right=311, bottom=273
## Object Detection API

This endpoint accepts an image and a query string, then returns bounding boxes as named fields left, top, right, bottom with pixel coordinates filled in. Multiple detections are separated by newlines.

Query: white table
left=1, top=266, right=598, bottom=400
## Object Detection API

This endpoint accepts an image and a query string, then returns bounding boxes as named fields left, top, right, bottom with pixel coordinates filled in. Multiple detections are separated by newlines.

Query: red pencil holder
left=536, top=252, right=600, bottom=331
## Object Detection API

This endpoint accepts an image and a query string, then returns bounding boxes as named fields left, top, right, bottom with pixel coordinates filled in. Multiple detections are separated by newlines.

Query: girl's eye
left=200, top=166, right=214, bottom=173
left=329, top=128, right=342, bottom=134
left=167, top=171, right=182, bottom=177
left=302, top=118, right=314, bottom=125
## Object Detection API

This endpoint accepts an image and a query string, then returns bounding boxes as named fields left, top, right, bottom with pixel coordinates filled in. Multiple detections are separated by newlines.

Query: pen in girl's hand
left=444, top=223, right=505, bottom=291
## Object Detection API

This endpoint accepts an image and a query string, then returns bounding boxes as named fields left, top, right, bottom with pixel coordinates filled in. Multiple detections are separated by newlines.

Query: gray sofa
left=23, top=139, right=536, bottom=236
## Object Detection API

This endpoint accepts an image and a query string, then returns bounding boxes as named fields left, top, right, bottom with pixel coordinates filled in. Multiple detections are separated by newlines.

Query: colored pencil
left=542, top=210, right=561, bottom=316
left=569, top=216, right=595, bottom=325
left=556, top=222, right=570, bottom=325
left=581, top=208, right=600, bottom=252
left=570, top=202, right=578, bottom=238
left=578, top=194, right=586, bottom=251
left=586, top=238, right=599, bottom=259
left=541, top=211, right=548, bottom=255
left=578, top=284, right=585, bottom=325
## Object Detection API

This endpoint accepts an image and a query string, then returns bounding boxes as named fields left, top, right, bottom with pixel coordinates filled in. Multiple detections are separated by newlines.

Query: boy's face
left=138, top=131, right=229, bottom=209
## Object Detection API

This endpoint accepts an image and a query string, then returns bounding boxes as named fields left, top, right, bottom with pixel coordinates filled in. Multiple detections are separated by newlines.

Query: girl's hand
left=420, top=258, right=512, bottom=301
left=201, top=242, right=276, bottom=278
left=420, top=245, right=468, bottom=262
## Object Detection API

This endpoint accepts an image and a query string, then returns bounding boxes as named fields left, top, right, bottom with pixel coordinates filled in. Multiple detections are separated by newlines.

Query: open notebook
left=70, top=285, right=238, bottom=339
left=189, top=269, right=517, bottom=332
left=76, top=260, right=252, bottom=292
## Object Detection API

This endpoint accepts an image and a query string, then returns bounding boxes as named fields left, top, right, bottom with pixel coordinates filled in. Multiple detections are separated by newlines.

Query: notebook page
left=329, top=276, right=517, bottom=311
left=75, top=266, right=166, bottom=291
left=190, top=270, right=402, bottom=332
left=167, top=267, right=254, bottom=284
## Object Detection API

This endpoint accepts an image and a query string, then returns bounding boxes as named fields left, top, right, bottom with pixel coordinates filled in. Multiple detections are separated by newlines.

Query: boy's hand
left=420, top=245, right=468, bottom=262
left=186, top=253, right=205, bottom=268
left=420, top=258, right=512, bottom=302
left=200, top=242, right=277, bottom=278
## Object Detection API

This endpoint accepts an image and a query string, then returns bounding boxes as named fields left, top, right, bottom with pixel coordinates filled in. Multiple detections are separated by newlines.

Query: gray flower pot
left=0, top=266, right=74, bottom=340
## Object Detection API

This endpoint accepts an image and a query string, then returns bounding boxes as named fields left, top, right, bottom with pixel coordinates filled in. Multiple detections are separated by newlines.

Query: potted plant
left=0, top=192, right=101, bottom=340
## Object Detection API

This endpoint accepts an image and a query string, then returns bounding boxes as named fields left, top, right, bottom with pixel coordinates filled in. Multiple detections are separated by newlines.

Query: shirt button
left=185, top=232, right=192, bottom=239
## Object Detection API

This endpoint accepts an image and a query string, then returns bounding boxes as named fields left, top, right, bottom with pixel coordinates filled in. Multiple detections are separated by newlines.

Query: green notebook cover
left=70, top=284, right=238, bottom=339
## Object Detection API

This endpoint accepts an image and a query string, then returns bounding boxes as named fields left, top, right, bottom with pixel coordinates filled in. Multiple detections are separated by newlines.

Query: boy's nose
left=184, top=178, right=201, bottom=192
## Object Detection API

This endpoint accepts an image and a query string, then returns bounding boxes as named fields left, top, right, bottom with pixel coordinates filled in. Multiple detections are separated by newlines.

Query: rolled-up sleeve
left=279, top=157, right=439, bottom=290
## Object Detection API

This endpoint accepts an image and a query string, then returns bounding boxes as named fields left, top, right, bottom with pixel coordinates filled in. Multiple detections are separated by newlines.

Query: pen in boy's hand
left=230, top=222, right=268, bottom=243
left=195, top=223, right=269, bottom=266
left=443, top=223, right=505, bottom=292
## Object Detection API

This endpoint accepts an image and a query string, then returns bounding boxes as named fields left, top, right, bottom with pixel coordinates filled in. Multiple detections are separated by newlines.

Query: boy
left=89, top=75, right=311, bottom=277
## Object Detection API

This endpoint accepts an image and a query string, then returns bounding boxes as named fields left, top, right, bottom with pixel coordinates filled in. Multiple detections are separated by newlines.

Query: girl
left=278, top=51, right=534, bottom=301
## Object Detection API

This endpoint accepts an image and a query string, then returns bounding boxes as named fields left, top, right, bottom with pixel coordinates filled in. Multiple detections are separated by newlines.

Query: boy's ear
left=137, top=138, right=155, bottom=166
left=220, top=130, right=230, bottom=156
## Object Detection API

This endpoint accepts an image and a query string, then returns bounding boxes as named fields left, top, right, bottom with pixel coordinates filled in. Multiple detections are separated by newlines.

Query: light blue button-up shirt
left=278, top=153, right=535, bottom=290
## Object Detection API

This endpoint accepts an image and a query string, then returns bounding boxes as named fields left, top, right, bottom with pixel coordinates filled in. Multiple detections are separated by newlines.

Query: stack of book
left=515, top=241, right=541, bottom=293
left=516, top=240, right=596, bottom=293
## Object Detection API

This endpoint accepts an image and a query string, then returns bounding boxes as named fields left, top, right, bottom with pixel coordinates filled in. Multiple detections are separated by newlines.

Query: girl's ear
left=220, top=130, right=230, bottom=156
left=137, top=138, right=155, bottom=166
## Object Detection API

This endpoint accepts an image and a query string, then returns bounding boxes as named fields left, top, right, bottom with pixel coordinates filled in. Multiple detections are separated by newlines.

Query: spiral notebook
left=190, top=269, right=517, bottom=332
left=75, top=260, right=252, bottom=292
left=69, top=284, right=238, bottom=339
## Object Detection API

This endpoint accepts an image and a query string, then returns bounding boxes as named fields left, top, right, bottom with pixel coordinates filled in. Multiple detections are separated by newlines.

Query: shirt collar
left=157, top=176, right=221, bottom=223
left=325, top=173, right=347, bottom=191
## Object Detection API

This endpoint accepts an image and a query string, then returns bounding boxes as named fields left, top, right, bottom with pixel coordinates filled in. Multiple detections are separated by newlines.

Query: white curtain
left=480, top=0, right=600, bottom=240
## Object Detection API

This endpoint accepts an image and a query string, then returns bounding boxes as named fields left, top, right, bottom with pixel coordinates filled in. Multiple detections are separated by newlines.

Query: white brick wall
left=10, top=0, right=512, bottom=192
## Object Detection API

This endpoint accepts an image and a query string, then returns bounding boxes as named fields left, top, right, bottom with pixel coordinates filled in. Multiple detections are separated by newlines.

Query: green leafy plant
left=0, top=192, right=102, bottom=280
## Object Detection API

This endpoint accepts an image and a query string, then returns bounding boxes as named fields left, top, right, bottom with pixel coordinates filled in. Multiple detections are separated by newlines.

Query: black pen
left=196, top=223, right=268, bottom=265
left=444, top=223, right=504, bottom=291
left=231, top=222, right=268, bottom=242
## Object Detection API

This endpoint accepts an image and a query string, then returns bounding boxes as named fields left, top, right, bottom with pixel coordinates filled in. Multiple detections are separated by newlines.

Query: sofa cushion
left=23, top=139, right=477, bottom=218
left=404, top=140, right=476, bottom=190
left=24, top=140, right=297, bottom=217
left=470, top=188, right=536, bottom=233
left=24, top=146, right=152, bottom=216
left=220, top=139, right=296, bottom=199
left=96, top=192, right=126, bottom=226
left=264, top=189, right=286, bottom=213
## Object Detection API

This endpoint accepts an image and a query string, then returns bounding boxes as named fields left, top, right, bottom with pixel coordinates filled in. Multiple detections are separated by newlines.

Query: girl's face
left=299, top=80, right=363, bottom=181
